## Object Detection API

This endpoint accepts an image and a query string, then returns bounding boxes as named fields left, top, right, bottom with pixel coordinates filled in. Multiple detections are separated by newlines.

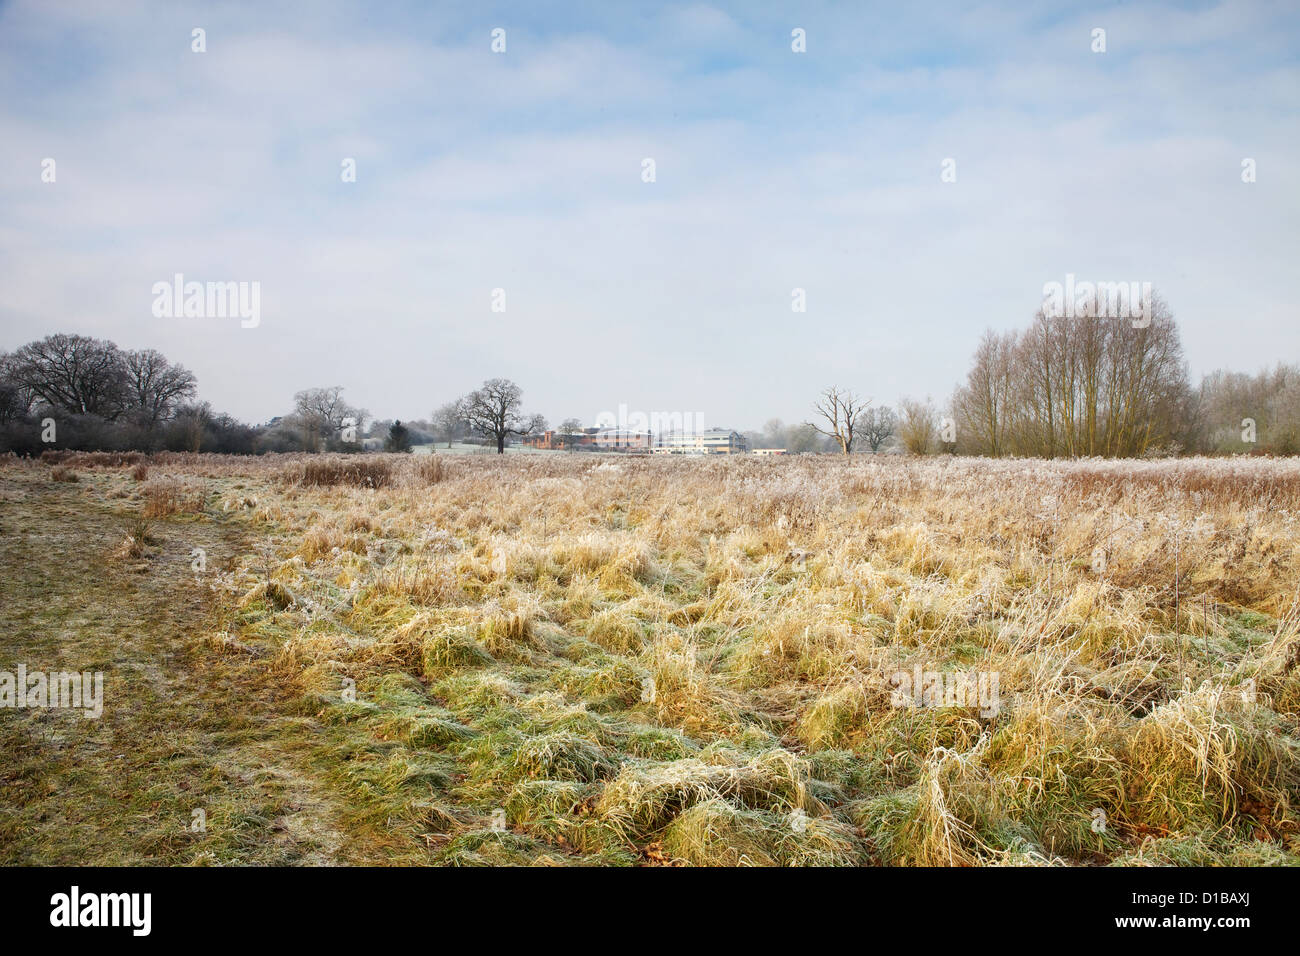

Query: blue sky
left=1, top=0, right=1297, bottom=430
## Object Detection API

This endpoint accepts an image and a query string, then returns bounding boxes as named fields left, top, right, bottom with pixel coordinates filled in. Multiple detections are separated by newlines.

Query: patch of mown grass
left=0, top=470, right=370, bottom=864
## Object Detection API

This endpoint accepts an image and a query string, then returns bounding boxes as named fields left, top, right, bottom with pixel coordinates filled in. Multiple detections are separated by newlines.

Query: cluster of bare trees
left=747, top=420, right=823, bottom=453
left=285, top=386, right=368, bottom=452
left=951, top=295, right=1193, bottom=457
left=0, top=334, right=220, bottom=452
left=0, top=334, right=376, bottom=455
left=2, top=334, right=197, bottom=425
left=945, top=295, right=1298, bottom=457
left=805, top=294, right=1294, bottom=459
left=1195, top=363, right=1300, bottom=454
left=0, top=334, right=553, bottom=457
left=8, top=311, right=1295, bottom=459
left=804, top=387, right=901, bottom=454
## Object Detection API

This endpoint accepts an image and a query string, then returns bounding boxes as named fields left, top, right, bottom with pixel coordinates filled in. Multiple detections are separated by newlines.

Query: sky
left=1, top=0, right=1297, bottom=431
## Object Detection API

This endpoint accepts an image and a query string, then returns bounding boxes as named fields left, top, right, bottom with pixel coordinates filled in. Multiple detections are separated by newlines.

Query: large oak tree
left=458, top=378, right=545, bottom=454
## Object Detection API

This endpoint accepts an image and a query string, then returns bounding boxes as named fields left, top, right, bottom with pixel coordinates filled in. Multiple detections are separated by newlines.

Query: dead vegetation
left=12, top=452, right=1300, bottom=865
left=141, top=476, right=209, bottom=517
left=282, top=455, right=397, bottom=489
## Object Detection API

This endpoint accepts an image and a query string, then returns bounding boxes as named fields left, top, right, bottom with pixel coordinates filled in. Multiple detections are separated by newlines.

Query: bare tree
left=0, top=352, right=33, bottom=425
left=293, top=386, right=365, bottom=451
left=458, top=378, right=546, bottom=454
left=172, top=401, right=212, bottom=453
left=8, top=334, right=129, bottom=419
left=1196, top=362, right=1300, bottom=454
left=432, top=401, right=467, bottom=448
left=807, top=386, right=871, bottom=455
left=858, top=405, right=898, bottom=453
left=952, top=329, right=1017, bottom=456
left=947, top=291, right=1193, bottom=459
left=124, top=349, right=197, bottom=428
left=558, top=417, right=585, bottom=450
left=0, top=381, right=22, bottom=426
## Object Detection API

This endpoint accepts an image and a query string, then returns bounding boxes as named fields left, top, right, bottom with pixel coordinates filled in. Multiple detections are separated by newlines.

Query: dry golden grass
left=141, top=475, right=208, bottom=517
left=15, top=451, right=1300, bottom=865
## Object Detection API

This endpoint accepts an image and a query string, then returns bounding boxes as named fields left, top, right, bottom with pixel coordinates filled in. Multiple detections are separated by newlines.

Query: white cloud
left=1, top=0, right=1296, bottom=430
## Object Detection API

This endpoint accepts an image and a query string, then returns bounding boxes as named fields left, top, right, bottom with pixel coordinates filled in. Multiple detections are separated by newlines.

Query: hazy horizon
left=2, top=0, right=1297, bottom=432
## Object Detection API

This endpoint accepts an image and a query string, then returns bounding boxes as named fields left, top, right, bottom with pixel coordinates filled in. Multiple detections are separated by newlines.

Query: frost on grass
left=98, top=452, right=1300, bottom=865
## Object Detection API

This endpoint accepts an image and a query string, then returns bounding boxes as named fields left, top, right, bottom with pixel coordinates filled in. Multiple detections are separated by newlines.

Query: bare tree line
left=948, top=294, right=1297, bottom=457
left=950, top=295, right=1189, bottom=457
left=4, top=302, right=1297, bottom=458
left=1193, top=363, right=1300, bottom=455
left=3, top=334, right=196, bottom=425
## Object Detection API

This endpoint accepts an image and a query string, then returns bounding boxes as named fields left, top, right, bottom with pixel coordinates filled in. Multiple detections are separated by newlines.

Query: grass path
left=0, top=471, right=363, bottom=865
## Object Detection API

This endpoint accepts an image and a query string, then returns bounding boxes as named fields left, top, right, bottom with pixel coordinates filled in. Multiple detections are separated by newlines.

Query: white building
left=652, top=428, right=749, bottom=455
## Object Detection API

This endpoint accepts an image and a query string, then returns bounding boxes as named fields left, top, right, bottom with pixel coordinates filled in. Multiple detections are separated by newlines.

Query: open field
left=2, top=452, right=1298, bottom=866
